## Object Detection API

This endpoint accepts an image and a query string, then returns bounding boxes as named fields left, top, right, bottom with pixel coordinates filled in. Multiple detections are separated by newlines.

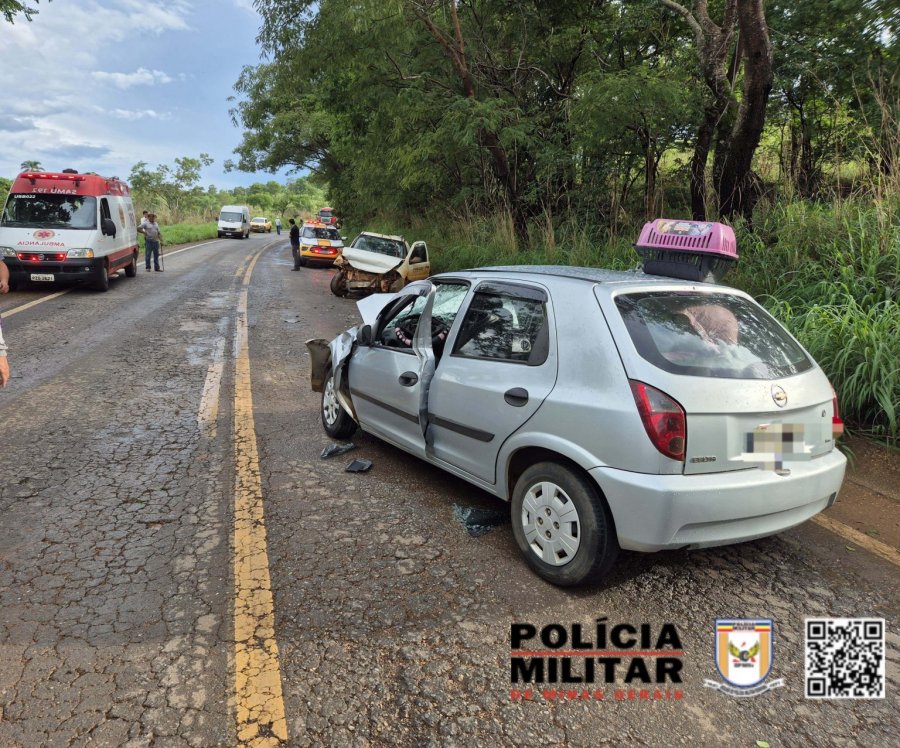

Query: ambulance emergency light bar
left=21, top=172, right=85, bottom=184
left=635, top=218, right=738, bottom=284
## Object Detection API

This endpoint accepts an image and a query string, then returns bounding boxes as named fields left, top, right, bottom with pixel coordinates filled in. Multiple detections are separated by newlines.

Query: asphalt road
left=0, top=234, right=896, bottom=747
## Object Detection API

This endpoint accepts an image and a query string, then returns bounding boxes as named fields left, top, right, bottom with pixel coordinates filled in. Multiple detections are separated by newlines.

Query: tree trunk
left=716, top=0, right=774, bottom=220
left=659, top=0, right=737, bottom=221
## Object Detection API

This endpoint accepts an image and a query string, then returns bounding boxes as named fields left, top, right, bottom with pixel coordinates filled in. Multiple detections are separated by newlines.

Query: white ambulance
left=0, top=170, right=139, bottom=291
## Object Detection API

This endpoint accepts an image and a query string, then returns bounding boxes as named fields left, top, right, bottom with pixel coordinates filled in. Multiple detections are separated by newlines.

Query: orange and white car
left=298, top=221, right=344, bottom=267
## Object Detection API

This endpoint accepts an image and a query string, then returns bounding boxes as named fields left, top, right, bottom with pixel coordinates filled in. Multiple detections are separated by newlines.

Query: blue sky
left=0, top=0, right=293, bottom=189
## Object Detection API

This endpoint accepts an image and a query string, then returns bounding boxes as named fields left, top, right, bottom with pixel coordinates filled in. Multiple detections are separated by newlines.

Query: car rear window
left=614, top=291, right=812, bottom=379
left=303, top=227, right=339, bottom=240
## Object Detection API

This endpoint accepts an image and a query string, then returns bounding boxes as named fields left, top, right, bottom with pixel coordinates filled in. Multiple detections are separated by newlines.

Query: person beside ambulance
left=137, top=212, right=163, bottom=272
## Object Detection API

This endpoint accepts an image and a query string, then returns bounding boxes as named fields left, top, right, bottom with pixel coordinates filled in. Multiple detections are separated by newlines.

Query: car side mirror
left=341, top=236, right=347, bottom=242
left=358, top=324, right=373, bottom=346
left=101, top=218, right=116, bottom=237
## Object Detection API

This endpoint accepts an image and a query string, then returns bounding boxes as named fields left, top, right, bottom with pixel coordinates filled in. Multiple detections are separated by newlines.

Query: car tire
left=511, top=462, right=619, bottom=587
left=330, top=271, right=348, bottom=297
left=123, top=253, right=137, bottom=277
left=321, top=368, right=357, bottom=439
left=94, top=263, right=110, bottom=292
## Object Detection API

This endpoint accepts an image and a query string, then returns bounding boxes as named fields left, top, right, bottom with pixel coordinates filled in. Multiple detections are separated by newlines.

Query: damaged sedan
left=307, top=220, right=846, bottom=586
left=330, top=231, right=430, bottom=297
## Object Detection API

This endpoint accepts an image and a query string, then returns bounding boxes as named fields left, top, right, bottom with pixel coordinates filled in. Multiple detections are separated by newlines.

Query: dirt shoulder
left=824, top=436, right=900, bottom=551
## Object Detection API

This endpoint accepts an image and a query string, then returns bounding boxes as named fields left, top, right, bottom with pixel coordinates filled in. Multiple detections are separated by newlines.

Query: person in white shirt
left=137, top=212, right=163, bottom=271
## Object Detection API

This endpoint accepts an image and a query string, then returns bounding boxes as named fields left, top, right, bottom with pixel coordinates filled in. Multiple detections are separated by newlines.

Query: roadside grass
left=137, top=221, right=218, bottom=256
left=360, top=195, right=899, bottom=444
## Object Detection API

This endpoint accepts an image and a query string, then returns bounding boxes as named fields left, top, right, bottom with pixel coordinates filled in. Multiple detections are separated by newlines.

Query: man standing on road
left=0, top=259, right=10, bottom=387
left=275, top=217, right=282, bottom=235
left=289, top=218, right=301, bottom=271
left=138, top=212, right=163, bottom=272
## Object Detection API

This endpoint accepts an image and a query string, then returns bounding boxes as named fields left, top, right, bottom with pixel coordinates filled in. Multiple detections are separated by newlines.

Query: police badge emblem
left=704, top=619, right=784, bottom=697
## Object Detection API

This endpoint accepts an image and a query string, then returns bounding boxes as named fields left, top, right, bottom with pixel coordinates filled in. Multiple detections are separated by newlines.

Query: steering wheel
left=393, top=313, right=450, bottom=348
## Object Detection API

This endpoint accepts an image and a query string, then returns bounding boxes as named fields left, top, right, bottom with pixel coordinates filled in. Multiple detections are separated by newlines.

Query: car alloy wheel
left=323, top=377, right=339, bottom=426
left=520, top=480, right=581, bottom=566
left=320, top=368, right=357, bottom=439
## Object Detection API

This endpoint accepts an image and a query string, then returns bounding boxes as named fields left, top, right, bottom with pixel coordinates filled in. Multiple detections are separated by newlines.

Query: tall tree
left=19, top=159, right=42, bottom=172
left=658, top=0, right=737, bottom=220
left=659, top=0, right=772, bottom=221
left=715, top=0, right=773, bottom=220
left=409, top=0, right=529, bottom=243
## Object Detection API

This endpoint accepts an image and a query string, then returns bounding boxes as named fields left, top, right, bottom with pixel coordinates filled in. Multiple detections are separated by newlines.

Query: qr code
left=805, top=618, right=885, bottom=698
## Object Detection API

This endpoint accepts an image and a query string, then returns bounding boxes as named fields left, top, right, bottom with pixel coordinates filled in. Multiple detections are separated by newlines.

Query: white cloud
left=231, top=0, right=258, bottom=13
left=109, top=108, right=173, bottom=121
left=92, top=68, right=174, bottom=89
left=0, top=1, right=193, bottom=177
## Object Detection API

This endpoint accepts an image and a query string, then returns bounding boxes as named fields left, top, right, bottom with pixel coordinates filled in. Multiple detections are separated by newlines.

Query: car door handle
left=399, top=371, right=419, bottom=387
left=504, top=387, right=529, bottom=407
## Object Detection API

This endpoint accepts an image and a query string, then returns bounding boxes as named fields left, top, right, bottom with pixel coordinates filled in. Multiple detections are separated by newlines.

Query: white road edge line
left=2, top=289, right=71, bottom=318
left=197, top=322, right=228, bottom=439
left=1, top=238, right=226, bottom=319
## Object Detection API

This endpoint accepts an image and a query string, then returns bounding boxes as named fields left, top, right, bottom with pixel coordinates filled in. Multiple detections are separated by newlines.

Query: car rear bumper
left=301, top=251, right=340, bottom=265
left=591, top=449, right=847, bottom=552
left=6, top=258, right=107, bottom=285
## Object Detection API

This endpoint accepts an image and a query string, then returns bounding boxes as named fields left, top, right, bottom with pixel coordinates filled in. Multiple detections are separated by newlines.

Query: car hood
left=340, top=246, right=403, bottom=275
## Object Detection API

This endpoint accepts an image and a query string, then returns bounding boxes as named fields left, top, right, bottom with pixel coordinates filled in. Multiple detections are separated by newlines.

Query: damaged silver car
left=330, top=231, right=430, bottom=297
left=307, top=220, right=846, bottom=586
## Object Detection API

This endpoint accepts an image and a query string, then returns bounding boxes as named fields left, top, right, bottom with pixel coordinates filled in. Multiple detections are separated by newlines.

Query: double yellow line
left=232, top=247, right=289, bottom=746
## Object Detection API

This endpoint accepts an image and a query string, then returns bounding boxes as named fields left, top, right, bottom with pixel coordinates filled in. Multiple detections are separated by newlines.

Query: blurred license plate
left=31, top=273, right=55, bottom=282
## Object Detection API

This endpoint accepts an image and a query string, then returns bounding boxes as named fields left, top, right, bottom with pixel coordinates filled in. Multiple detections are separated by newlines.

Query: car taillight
left=629, top=380, right=686, bottom=461
left=831, top=385, right=844, bottom=437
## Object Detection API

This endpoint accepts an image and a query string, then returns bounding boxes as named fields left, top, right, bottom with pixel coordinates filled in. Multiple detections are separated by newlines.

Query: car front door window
left=377, top=282, right=469, bottom=354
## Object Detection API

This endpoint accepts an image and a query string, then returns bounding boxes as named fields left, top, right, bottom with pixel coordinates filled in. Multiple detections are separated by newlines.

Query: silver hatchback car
left=308, top=258, right=846, bottom=586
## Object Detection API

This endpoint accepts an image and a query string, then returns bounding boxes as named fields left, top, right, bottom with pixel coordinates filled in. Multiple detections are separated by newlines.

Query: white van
left=0, top=169, right=139, bottom=291
left=217, top=205, right=251, bottom=239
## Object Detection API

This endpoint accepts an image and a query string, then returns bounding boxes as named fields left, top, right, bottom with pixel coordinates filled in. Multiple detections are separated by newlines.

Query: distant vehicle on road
left=330, top=231, right=429, bottom=297
left=217, top=205, right=250, bottom=239
left=298, top=221, right=343, bottom=267
left=0, top=169, right=139, bottom=291
left=316, top=207, right=340, bottom=227
left=309, top=220, right=847, bottom=586
left=250, top=217, right=272, bottom=233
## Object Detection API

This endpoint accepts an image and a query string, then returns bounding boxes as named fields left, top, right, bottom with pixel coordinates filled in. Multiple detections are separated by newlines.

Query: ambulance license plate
left=31, top=273, right=55, bottom=282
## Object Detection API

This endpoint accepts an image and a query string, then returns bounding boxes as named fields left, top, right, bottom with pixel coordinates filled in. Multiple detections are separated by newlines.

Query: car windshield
left=351, top=234, right=405, bottom=258
left=220, top=212, right=242, bottom=221
left=318, top=210, right=332, bottom=220
left=252, top=217, right=267, bottom=222
left=2, top=194, right=97, bottom=230
left=615, top=291, right=812, bottom=379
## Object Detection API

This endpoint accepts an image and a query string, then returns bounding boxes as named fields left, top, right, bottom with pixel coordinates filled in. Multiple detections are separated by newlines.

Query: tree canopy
left=231, top=0, right=898, bottom=244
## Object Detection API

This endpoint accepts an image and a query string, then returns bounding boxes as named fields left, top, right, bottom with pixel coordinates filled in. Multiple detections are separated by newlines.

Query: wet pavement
left=0, top=235, right=897, bottom=746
